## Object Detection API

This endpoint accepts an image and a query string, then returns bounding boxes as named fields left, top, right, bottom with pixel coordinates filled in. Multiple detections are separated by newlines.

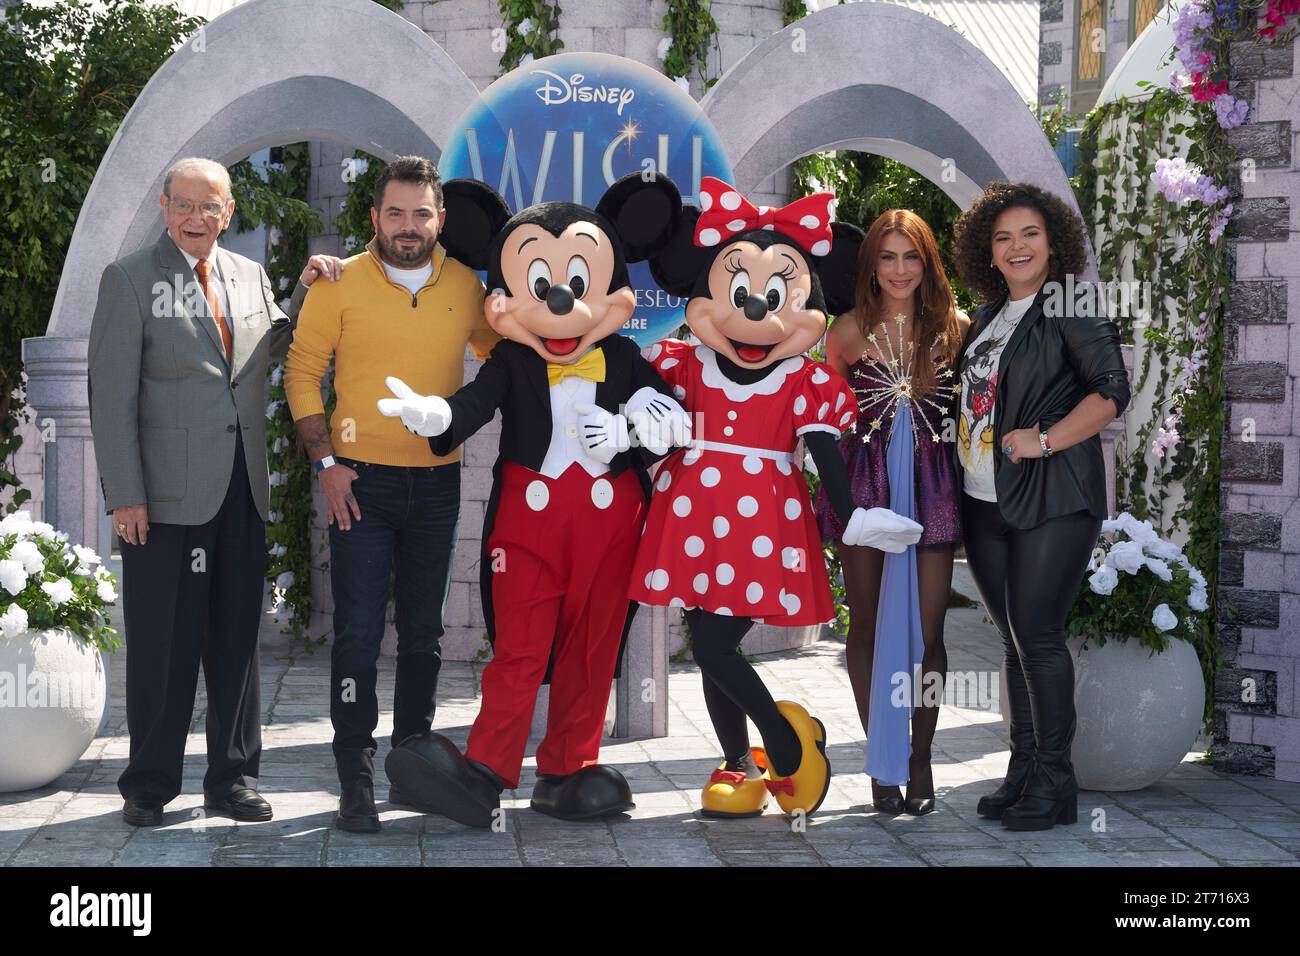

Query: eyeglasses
left=167, top=197, right=227, bottom=219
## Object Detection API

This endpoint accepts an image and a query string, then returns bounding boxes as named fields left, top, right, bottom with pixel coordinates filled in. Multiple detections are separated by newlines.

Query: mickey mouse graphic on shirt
left=631, top=176, right=924, bottom=819
left=374, top=172, right=691, bottom=827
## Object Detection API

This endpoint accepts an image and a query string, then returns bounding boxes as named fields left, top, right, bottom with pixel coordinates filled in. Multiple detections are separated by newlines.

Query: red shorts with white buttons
left=465, top=460, right=645, bottom=788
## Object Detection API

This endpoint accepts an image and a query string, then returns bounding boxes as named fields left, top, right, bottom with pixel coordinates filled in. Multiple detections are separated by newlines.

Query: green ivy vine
left=497, top=0, right=563, bottom=75
left=661, top=0, right=721, bottom=91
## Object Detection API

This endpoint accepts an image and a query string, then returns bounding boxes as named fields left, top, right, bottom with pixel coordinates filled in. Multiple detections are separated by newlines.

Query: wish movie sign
left=440, top=52, right=734, bottom=345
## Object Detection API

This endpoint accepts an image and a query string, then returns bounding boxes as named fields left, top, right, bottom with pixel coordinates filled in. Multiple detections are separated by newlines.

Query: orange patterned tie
left=194, top=258, right=233, bottom=363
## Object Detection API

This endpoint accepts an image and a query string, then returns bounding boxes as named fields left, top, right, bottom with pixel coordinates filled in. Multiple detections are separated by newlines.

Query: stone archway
left=23, top=0, right=481, bottom=556
left=702, top=3, right=1091, bottom=263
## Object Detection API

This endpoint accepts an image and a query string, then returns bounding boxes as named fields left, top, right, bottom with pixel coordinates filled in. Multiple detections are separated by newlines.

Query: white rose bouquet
left=1066, top=512, right=1209, bottom=654
left=0, top=510, right=120, bottom=653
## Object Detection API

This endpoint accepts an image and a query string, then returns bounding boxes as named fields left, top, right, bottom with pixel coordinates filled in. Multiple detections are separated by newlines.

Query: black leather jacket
left=953, top=287, right=1131, bottom=530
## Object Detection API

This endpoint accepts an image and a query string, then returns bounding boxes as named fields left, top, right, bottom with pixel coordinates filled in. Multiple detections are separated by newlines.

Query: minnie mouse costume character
left=374, top=173, right=691, bottom=827
left=632, top=177, right=924, bottom=818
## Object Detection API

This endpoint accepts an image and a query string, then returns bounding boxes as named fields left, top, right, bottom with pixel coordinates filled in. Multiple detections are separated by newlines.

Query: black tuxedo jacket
left=953, top=288, right=1131, bottom=530
left=430, top=333, right=673, bottom=670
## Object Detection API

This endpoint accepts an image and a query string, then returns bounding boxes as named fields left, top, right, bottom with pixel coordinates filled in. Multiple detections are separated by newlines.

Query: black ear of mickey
left=439, top=179, right=512, bottom=270
left=815, top=221, right=867, bottom=317
left=647, top=205, right=713, bottom=298
left=595, top=172, right=683, bottom=263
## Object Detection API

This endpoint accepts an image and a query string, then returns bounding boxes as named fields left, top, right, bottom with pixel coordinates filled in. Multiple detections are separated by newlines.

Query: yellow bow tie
left=546, top=347, right=606, bottom=387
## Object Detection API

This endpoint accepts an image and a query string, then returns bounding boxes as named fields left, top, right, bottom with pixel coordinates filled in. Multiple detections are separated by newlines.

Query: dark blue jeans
left=328, top=457, right=461, bottom=787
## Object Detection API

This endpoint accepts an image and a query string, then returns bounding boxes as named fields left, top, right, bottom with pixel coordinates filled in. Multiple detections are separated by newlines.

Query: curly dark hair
left=952, top=181, right=1089, bottom=302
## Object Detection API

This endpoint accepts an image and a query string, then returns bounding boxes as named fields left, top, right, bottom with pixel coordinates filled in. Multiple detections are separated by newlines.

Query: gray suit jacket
left=88, top=229, right=294, bottom=525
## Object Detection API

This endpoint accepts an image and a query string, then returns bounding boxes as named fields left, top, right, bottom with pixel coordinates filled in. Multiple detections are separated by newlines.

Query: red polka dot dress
left=629, top=339, right=858, bottom=625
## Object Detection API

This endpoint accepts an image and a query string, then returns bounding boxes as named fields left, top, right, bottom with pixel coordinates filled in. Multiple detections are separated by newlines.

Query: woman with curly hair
left=815, top=210, right=967, bottom=816
left=951, top=182, right=1130, bottom=831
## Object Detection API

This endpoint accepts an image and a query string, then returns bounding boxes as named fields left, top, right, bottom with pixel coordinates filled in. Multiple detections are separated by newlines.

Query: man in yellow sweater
left=285, top=156, right=498, bottom=833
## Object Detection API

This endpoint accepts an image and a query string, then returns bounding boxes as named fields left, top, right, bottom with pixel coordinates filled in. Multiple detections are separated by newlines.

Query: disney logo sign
left=532, top=70, right=636, bottom=116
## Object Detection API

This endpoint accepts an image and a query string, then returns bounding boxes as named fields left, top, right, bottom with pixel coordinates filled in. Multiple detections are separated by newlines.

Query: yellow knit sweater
left=285, top=239, right=498, bottom=466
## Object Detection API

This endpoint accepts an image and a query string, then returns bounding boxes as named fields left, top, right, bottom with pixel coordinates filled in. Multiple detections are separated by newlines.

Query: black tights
left=687, top=608, right=803, bottom=777
left=960, top=494, right=1101, bottom=772
left=840, top=543, right=953, bottom=800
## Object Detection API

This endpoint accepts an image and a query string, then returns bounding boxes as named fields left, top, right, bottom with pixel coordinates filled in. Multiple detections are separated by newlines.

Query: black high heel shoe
left=871, top=780, right=905, bottom=815
left=904, top=755, right=936, bottom=815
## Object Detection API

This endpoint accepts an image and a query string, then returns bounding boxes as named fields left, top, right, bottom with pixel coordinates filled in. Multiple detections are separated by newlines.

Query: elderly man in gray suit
left=89, top=157, right=297, bottom=827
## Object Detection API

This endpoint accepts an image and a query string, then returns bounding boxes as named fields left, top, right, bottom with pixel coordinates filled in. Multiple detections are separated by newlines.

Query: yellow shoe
left=700, top=748, right=770, bottom=818
left=766, top=701, right=831, bottom=816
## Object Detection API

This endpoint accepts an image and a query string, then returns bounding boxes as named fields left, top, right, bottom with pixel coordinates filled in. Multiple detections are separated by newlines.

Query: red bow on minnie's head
left=693, top=176, right=837, bottom=256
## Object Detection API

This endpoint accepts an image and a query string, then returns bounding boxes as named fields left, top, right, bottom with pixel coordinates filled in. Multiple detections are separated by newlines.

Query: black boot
left=1000, top=750, right=1078, bottom=831
left=336, top=781, right=381, bottom=833
left=978, top=650, right=1037, bottom=819
left=976, top=751, right=1034, bottom=820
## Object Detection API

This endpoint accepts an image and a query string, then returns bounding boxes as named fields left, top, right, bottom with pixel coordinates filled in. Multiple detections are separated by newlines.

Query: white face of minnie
left=684, top=240, right=827, bottom=370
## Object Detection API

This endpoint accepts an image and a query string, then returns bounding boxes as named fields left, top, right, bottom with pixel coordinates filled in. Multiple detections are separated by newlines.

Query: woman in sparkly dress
left=814, top=210, right=967, bottom=816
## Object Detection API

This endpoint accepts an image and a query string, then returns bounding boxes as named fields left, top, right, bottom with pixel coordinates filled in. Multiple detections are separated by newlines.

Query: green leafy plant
left=497, top=0, right=563, bottom=74
left=661, top=0, right=720, bottom=91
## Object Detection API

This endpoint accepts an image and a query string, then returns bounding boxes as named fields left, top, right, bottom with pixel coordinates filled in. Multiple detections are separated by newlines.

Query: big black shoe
left=1000, top=753, right=1079, bottom=831
left=976, top=751, right=1034, bottom=820
left=336, top=782, right=381, bottom=833
left=204, top=787, right=273, bottom=822
left=122, top=796, right=164, bottom=827
left=530, top=765, right=635, bottom=821
left=384, top=732, right=501, bottom=829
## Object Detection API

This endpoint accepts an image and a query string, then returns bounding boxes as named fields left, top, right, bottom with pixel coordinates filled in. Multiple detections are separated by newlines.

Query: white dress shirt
left=539, top=375, right=609, bottom=479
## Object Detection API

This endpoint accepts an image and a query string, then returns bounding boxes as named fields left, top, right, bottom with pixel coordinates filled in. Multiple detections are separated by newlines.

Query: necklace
left=854, top=313, right=956, bottom=446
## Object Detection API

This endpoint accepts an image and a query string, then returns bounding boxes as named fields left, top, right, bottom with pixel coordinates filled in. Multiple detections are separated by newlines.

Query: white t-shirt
left=958, top=292, right=1037, bottom=502
left=383, top=260, right=433, bottom=296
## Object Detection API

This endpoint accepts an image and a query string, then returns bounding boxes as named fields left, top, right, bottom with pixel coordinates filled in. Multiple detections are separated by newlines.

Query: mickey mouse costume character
left=374, top=173, right=691, bottom=828
left=632, top=176, right=924, bottom=818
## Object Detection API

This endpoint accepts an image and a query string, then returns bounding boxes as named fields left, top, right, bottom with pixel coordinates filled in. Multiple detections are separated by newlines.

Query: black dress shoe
left=204, top=787, right=273, bottom=822
left=872, top=795, right=906, bottom=815
left=903, top=797, right=936, bottom=816
left=336, top=782, right=381, bottom=833
left=976, top=752, right=1034, bottom=820
left=122, top=796, right=164, bottom=827
left=383, top=732, right=501, bottom=828
left=530, top=765, right=634, bottom=821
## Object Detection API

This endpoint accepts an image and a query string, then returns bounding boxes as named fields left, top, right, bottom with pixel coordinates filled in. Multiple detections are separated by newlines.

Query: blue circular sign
left=440, top=52, right=734, bottom=345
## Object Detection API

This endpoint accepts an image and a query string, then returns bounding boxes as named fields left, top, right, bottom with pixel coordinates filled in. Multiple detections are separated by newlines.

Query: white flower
left=1145, top=557, right=1173, bottom=581
left=1186, top=565, right=1207, bottom=590
left=41, top=577, right=74, bottom=606
left=275, top=571, right=295, bottom=590
left=269, top=472, right=287, bottom=488
left=1088, top=565, right=1119, bottom=596
left=674, top=76, right=691, bottom=94
left=271, top=437, right=286, bottom=454
left=267, top=510, right=281, bottom=524
left=1144, top=538, right=1183, bottom=562
left=517, top=16, right=534, bottom=35
left=96, top=578, right=118, bottom=603
left=268, top=543, right=287, bottom=559
left=804, top=0, right=820, bottom=14
left=0, top=603, right=29, bottom=638
left=270, top=365, right=283, bottom=386
left=29, top=520, right=57, bottom=541
left=1106, top=540, right=1147, bottom=574
left=0, top=559, right=28, bottom=596
left=1126, top=518, right=1160, bottom=546
left=657, top=37, right=673, bottom=61
left=10, top=539, right=44, bottom=575
left=266, top=400, right=283, bottom=418
left=519, top=52, right=534, bottom=65
left=1188, top=587, right=1208, bottom=612
left=1152, top=603, right=1178, bottom=632
left=0, top=511, right=34, bottom=536
left=72, top=545, right=101, bottom=574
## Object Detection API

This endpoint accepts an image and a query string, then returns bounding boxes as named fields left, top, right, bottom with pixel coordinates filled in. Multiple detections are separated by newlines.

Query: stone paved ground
left=4, top=562, right=1300, bottom=867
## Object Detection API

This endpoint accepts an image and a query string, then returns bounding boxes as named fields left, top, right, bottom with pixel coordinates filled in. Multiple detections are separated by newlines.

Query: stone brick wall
left=1217, top=32, right=1300, bottom=782
left=1038, top=0, right=1072, bottom=106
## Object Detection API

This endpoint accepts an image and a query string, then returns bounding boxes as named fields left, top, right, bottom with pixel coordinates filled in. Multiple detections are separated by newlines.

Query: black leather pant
left=961, top=494, right=1101, bottom=776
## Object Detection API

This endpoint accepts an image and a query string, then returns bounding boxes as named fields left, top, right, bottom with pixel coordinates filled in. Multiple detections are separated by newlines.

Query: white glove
left=573, top=402, right=631, bottom=464
left=842, top=507, right=924, bottom=553
left=625, top=386, right=692, bottom=456
left=376, top=376, right=452, bottom=437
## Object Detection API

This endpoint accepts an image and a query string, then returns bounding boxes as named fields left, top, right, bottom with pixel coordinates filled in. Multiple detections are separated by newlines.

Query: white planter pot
left=0, top=628, right=108, bottom=792
left=1000, top=636, right=1205, bottom=791
left=1069, top=636, right=1204, bottom=791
